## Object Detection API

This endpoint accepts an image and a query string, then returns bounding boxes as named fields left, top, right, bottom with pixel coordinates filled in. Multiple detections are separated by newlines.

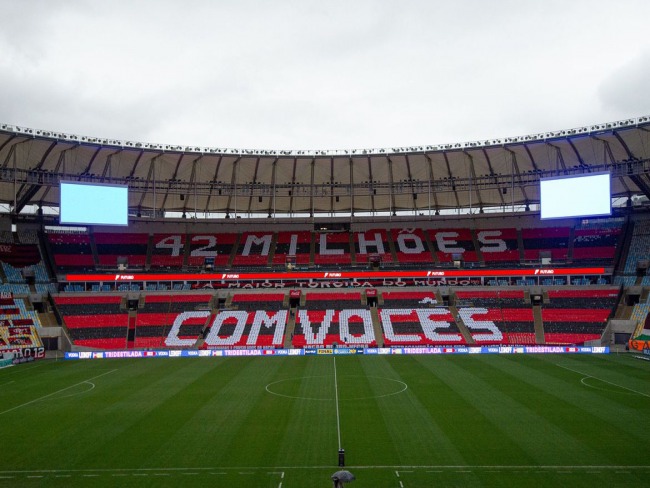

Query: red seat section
left=95, top=232, right=149, bottom=267
left=294, top=292, right=375, bottom=348
left=379, top=290, right=464, bottom=346
left=541, top=288, right=618, bottom=345
left=272, top=231, right=312, bottom=265
left=522, top=227, right=570, bottom=261
left=476, top=228, right=520, bottom=264
left=390, top=228, right=433, bottom=264
left=53, top=295, right=128, bottom=349
left=232, top=232, right=273, bottom=267
left=136, top=294, right=213, bottom=348
left=201, top=292, right=287, bottom=349
left=314, top=233, right=351, bottom=266
left=572, top=226, right=622, bottom=262
left=454, top=290, right=535, bottom=344
left=187, top=233, right=237, bottom=267
left=427, top=228, right=478, bottom=263
left=150, top=233, right=186, bottom=268
left=354, top=229, right=393, bottom=263
left=46, top=230, right=94, bottom=270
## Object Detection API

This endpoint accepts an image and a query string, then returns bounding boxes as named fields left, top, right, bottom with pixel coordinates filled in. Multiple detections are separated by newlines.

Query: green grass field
left=1, top=353, right=649, bottom=487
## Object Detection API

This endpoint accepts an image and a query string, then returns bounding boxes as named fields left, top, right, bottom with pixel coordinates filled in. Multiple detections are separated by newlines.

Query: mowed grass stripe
left=272, top=357, right=338, bottom=466
left=358, top=356, right=474, bottom=467
left=413, top=355, right=604, bottom=466
left=395, top=355, right=536, bottom=467
left=488, top=354, right=649, bottom=454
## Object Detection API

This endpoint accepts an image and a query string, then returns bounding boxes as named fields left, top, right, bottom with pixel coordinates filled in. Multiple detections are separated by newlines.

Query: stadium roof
left=1, top=116, right=649, bottom=219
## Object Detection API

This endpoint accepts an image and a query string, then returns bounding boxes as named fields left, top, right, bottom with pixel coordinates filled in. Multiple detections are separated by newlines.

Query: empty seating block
left=272, top=231, right=312, bottom=266
left=47, top=231, right=95, bottom=269
left=294, top=292, right=375, bottom=348
left=455, top=290, right=535, bottom=344
left=427, top=228, right=478, bottom=263
left=522, top=227, right=570, bottom=261
left=572, top=226, right=621, bottom=263
left=390, top=228, right=433, bottom=264
left=542, top=289, right=618, bottom=345
left=379, top=291, right=464, bottom=346
left=187, top=233, right=236, bottom=267
left=150, top=233, right=186, bottom=268
left=136, top=294, right=213, bottom=348
left=202, top=292, right=287, bottom=348
left=54, top=295, right=128, bottom=349
left=354, top=229, right=393, bottom=263
left=233, top=232, right=273, bottom=267
left=314, top=233, right=351, bottom=266
left=477, top=228, right=520, bottom=264
left=95, top=232, right=149, bottom=268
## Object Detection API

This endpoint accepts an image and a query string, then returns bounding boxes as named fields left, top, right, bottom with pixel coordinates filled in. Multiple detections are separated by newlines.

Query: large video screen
left=540, top=172, right=611, bottom=220
left=60, top=182, right=128, bottom=226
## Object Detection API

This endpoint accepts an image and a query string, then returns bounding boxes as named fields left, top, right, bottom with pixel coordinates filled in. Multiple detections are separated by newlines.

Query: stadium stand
left=477, top=228, right=520, bottom=265
left=54, top=295, right=128, bottom=349
left=135, top=294, right=213, bottom=348
left=95, top=232, right=149, bottom=268
left=46, top=229, right=95, bottom=270
left=187, top=232, right=236, bottom=267
left=454, top=290, right=536, bottom=344
left=428, top=228, right=478, bottom=263
left=272, top=231, right=312, bottom=266
left=354, top=229, right=393, bottom=264
left=293, top=291, right=375, bottom=348
left=379, top=290, right=464, bottom=346
left=572, top=219, right=623, bottom=264
left=522, top=226, right=570, bottom=261
left=203, top=292, right=287, bottom=348
left=150, top=233, right=186, bottom=268
left=541, top=289, right=618, bottom=345
left=313, top=233, right=352, bottom=266
left=390, top=228, right=433, bottom=265
left=233, top=232, right=273, bottom=267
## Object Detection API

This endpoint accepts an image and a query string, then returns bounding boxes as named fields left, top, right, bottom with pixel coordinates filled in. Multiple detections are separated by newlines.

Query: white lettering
left=357, top=232, right=385, bottom=255
left=396, top=233, right=425, bottom=254
left=435, top=231, right=464, bottom=254
left=247, top=310, right=288, bottom=346
left=165, top=311, right=210, bottom=347
left=477, top=230, right=507, bottom=253
left=242, top=234, right=272, bottom=256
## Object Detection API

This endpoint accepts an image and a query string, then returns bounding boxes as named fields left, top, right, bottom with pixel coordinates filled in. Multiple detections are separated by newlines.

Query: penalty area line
left=556, top=363, right=650, bottom=398
left=0, top=369, right=118, bottom=416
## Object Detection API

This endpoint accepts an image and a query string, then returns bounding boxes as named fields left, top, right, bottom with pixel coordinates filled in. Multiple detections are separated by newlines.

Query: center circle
left=265, top=375, right=408, bottom=401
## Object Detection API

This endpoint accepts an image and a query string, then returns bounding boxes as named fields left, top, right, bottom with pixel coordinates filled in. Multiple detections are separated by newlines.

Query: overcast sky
left=1, top=0, right=650, bottom=151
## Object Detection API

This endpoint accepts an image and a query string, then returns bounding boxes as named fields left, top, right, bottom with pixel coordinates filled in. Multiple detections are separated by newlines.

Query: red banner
left=66, top=267, right=606, bottom=282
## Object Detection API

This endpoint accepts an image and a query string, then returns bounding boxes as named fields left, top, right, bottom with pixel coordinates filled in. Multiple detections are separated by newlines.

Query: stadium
left=0, top=116, right=649, bottom=488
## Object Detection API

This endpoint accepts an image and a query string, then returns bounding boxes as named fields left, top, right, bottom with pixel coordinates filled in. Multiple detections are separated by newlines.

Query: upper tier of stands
left=43, top=219, right=627, bottom=273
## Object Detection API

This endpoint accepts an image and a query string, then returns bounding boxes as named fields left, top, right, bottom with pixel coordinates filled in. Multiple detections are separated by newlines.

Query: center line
left=333, top=355, right=342, bottom=450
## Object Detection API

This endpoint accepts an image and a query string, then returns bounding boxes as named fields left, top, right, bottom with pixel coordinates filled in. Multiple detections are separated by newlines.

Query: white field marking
left=0, top=380, right=15, bottom=388
left=0, top=362, right=46, bottom=376
left=265, top=375, right=407, bottom=401
left=0, top=369, right=118, bottom=416
left=556, top=363, right=650, bottom=398
left=399, top=481, right=404, bottom=488
left=333, top=355, right=342, bottom=450
left=580, top=377, right=636, bottom=395
left=395, top=470, right=400, bottom=477
left=278, top=483, right=282, bottom=488
left=2, top=465, right=650, bottom=476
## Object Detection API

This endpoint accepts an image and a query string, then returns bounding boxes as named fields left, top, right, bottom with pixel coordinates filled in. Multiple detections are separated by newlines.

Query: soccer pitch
left=1, top=354, right=649, bottom=487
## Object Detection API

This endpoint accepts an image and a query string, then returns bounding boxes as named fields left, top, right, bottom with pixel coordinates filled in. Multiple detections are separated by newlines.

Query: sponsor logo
left=534, top=269, right=554, bottom=275
left=324, top=272, right=342, bottom=278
